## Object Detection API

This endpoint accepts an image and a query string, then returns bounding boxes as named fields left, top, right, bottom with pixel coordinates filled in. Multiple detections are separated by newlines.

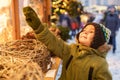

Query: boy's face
left=79, top=25, right=95, bottom=47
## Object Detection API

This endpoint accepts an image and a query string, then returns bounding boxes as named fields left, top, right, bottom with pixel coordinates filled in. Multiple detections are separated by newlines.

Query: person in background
left=93, top=10, right=104, bottom=24
left=105, top=5, right=119, bottom=53
left=23, top=6, right=112, bottom=80
left=75, top=15, right=82, bottom=32
left=87, top=12, right=95, bottom=23
left=59, top=12, right=71, bottom=28
left=70, top=18, right=78, bottom=39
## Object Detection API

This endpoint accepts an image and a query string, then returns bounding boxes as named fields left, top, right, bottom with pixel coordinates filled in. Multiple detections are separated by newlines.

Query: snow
left=55, top=30, right=120, bottom=80
left=107, top=52, right=120, bottom=80
left=106, top=30, right=120, bottom=80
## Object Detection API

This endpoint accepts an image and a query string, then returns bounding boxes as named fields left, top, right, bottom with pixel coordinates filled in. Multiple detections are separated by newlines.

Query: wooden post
left=43, top=0, right=51, bottom=25
left=11, top=0, right=20, bottom=40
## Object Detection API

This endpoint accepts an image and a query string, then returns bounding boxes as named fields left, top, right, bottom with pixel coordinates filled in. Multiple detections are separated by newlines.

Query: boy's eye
left=82, top=30, right=94, bottom=33
left=90, top=31, right=94, bottom=33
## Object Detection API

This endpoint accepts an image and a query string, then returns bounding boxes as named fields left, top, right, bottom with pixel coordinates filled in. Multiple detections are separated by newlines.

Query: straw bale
left=0, top=39, right=52, bottom=73
left=0, top=55, right=43, bottom=80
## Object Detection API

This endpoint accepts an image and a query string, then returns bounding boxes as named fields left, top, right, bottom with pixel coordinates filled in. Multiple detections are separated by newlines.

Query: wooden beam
left=43, top=0, right=51, bottom=25
left=11, top=0, right=20, bottom=40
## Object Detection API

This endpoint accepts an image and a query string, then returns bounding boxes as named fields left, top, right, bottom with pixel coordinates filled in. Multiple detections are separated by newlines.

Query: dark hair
left=76, top=23, right=106, bottom=49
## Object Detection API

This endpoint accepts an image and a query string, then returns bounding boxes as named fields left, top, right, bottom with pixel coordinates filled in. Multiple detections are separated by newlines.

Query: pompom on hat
left=76, top=23, right=111, bottom=49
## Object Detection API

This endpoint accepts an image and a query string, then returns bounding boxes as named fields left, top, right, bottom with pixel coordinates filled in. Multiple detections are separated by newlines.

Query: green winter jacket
left=35, top=26, right=112, bottom=80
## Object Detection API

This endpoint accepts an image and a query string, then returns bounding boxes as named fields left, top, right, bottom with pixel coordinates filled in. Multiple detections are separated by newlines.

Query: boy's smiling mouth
left=81, top=36, right=87, bottom=39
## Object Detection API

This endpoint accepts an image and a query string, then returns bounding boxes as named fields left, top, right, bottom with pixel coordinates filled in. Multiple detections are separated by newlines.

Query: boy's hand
left=23, top=6, right=41, bottom=30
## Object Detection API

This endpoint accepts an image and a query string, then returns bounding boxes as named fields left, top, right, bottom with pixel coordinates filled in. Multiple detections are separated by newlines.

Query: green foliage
left=51, top=0, right=83, bottom=17
left=58, top=26, right=71, bottom=41
left=66, top=0, right=83, bottom=17
left=50, top=24, right=70, bottom=41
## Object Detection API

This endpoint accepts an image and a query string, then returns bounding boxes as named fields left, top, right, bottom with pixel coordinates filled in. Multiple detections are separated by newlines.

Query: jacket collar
left=71, top=44, right=107, bottom=58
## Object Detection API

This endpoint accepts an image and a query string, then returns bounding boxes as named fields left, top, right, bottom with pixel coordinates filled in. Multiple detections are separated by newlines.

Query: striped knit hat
left=99, top=24, right=111, bottom=43
left=76, top=23, right=111, bottom=49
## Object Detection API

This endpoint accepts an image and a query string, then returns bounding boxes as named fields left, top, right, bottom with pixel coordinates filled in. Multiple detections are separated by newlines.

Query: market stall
left=0, top=0, right=61, bottom=80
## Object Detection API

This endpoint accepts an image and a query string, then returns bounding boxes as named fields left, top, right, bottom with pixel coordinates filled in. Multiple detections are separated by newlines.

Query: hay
left=0, top=55, right=43, bottom=80
left=0, top=39, right=52, bottom=73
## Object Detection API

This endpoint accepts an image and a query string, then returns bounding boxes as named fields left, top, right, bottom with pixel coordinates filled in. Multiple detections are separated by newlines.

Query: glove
left=23, top=6, right=41, bottom=30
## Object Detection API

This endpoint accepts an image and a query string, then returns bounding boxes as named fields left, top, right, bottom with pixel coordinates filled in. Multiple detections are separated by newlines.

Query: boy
left=23, top=6, right=112, bottom=80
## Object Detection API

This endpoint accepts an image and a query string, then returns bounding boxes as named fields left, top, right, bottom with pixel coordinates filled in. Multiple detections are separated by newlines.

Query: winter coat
left=35, top=27, right=112, bottom=80
left=105, top=12, right=119, bottom=36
